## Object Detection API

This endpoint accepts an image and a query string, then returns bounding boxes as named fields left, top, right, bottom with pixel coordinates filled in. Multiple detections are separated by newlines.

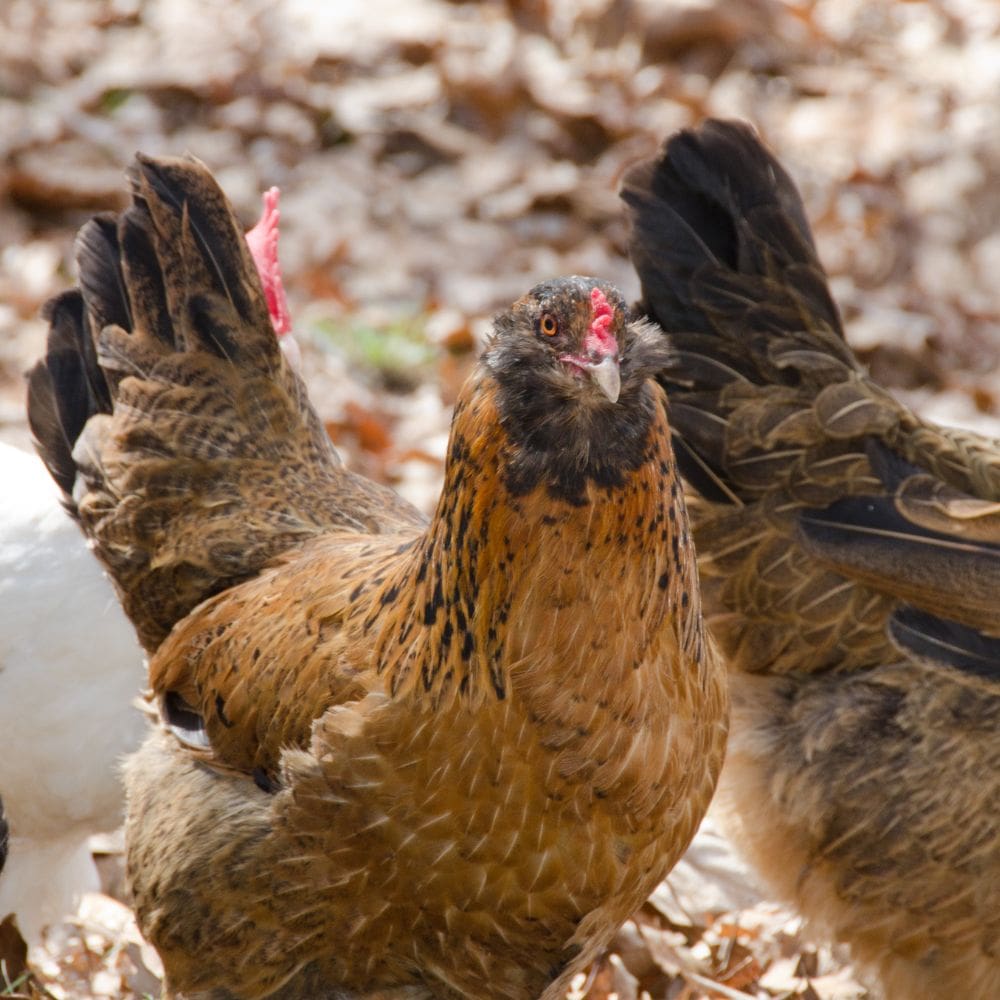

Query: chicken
left=0, top=187, right=295, bottom=952
left=0, top=439, right=145, bottom=942
left=27, top=153, right=727, bottom=999
left=622, top=119, right=1000, bottom=1000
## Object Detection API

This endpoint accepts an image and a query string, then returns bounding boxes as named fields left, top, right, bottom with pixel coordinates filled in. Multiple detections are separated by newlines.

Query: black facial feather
left=484, top=276, right=674, bottom=504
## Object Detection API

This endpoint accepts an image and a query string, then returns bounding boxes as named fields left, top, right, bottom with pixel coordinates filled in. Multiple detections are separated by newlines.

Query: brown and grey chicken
left=622, top=119, right=1000, bottom=1000
left=27, top=154, right=727, bottom=1000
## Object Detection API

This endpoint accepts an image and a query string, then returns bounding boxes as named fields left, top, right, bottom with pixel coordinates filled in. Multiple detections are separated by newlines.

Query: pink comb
left=586, top=286, right=618, bottom=357
left=245, top=187, right=301, bottom=372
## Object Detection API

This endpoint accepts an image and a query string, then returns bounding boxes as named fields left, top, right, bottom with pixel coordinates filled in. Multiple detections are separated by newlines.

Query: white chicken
left=0, top=439, right=145, bottom=942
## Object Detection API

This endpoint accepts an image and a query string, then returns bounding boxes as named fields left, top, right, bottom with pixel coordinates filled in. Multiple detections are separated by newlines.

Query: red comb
left=245, top=187, right=291, bottom=339
left=586, top=287, right=617, bottom=356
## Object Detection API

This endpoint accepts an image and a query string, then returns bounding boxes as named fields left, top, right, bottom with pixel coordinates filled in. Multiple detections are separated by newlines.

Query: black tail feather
left=25, top=153, right=353, bottom=652
left=131, top=155, right=259, bottom=324
left=622, top=118, right=845, bottom=354
left=122, top=154, right=274, bottom=365
left=890, top=606, right=1000, bottom=684
left=76, top=213, right=131, bottom=352
left=28, top=213, right=128, bottom=512
left=622, top=118, right=1000, bottom=682
left=27, top=153, right=278, bottom=517
left=0, top=793, right=8, bottom=876
left=27, top=290, right=108, bottom=511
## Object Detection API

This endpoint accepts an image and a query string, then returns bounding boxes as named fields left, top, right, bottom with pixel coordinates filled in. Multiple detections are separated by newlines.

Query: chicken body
left=28, top=155, right=727, bottom=999
left=623, top=119, right=1000, bottom=1000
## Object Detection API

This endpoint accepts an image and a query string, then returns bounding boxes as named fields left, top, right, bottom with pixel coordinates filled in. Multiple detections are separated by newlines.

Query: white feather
left=0, top=442, right=146, bottom=941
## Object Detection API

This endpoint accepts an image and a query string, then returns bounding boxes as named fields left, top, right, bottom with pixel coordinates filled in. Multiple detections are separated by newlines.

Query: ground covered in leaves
left=1, top=1, right=998, bottom=998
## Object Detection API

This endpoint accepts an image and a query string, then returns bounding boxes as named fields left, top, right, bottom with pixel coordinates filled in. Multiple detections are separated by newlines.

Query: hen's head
left=483, top=276, right=673, bottom=502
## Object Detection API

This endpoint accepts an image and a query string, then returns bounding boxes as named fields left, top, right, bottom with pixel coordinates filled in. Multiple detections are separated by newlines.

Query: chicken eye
left=539, top=314, right=558, bottom=337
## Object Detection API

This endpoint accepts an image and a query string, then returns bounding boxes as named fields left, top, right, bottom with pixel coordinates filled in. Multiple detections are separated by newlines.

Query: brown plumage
left=27, top=154, right=727, bottom=1000
left=622, top=118, right=1000, bottom=1000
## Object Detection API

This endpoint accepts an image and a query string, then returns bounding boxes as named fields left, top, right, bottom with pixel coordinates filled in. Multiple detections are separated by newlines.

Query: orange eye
left=539, top=314, right=558, bottom=337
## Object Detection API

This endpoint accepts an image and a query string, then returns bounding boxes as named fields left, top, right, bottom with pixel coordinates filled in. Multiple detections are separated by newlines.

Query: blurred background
left=2, top=0, right=999, bottom=510
left=0, top=1, right=998, bottom=996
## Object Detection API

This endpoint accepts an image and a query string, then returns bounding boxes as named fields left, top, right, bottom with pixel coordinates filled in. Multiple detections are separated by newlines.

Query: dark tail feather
left=28, top=213, right=129, bottom=512
left=0, top=793, right=8, bottom=876
left=621, top=117, right=844, bottom=351
left=131, top=155, right=261, bottom=327
left=27, top=289, right=109, bottom=513
left=26, top=153, right=334, bottom=652
left=76, top=213, right=131, bottom=352
left=621, top=119, right=861, bottom=497
left=118, top=154, right=276, bottom=366
left=27, top=155, right=278, bottom=515
left=890, top=607, right=1000, bottom=685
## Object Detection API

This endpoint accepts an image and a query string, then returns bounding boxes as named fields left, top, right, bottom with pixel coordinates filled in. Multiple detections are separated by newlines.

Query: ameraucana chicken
left=623, top=119, right=1000, bottom=1000
left=27, top=154, right=727, bottom=999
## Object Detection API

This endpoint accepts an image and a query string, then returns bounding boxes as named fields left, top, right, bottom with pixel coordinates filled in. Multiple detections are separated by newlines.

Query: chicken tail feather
left=622, top=117, right=1000, bottom=665
left=27, top=155, right=420, bottom=652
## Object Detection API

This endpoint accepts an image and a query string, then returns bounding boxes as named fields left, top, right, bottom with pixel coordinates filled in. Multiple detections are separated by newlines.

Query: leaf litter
left=1, top=0, right=998, bottom=996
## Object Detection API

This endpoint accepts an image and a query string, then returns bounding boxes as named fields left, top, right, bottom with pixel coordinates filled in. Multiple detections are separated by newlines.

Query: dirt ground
left=1, top=1, right=998, bottom=998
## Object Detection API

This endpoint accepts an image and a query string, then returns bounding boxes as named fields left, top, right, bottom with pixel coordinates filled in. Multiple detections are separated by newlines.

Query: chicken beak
left=585, top=354, right=621, bottom=404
